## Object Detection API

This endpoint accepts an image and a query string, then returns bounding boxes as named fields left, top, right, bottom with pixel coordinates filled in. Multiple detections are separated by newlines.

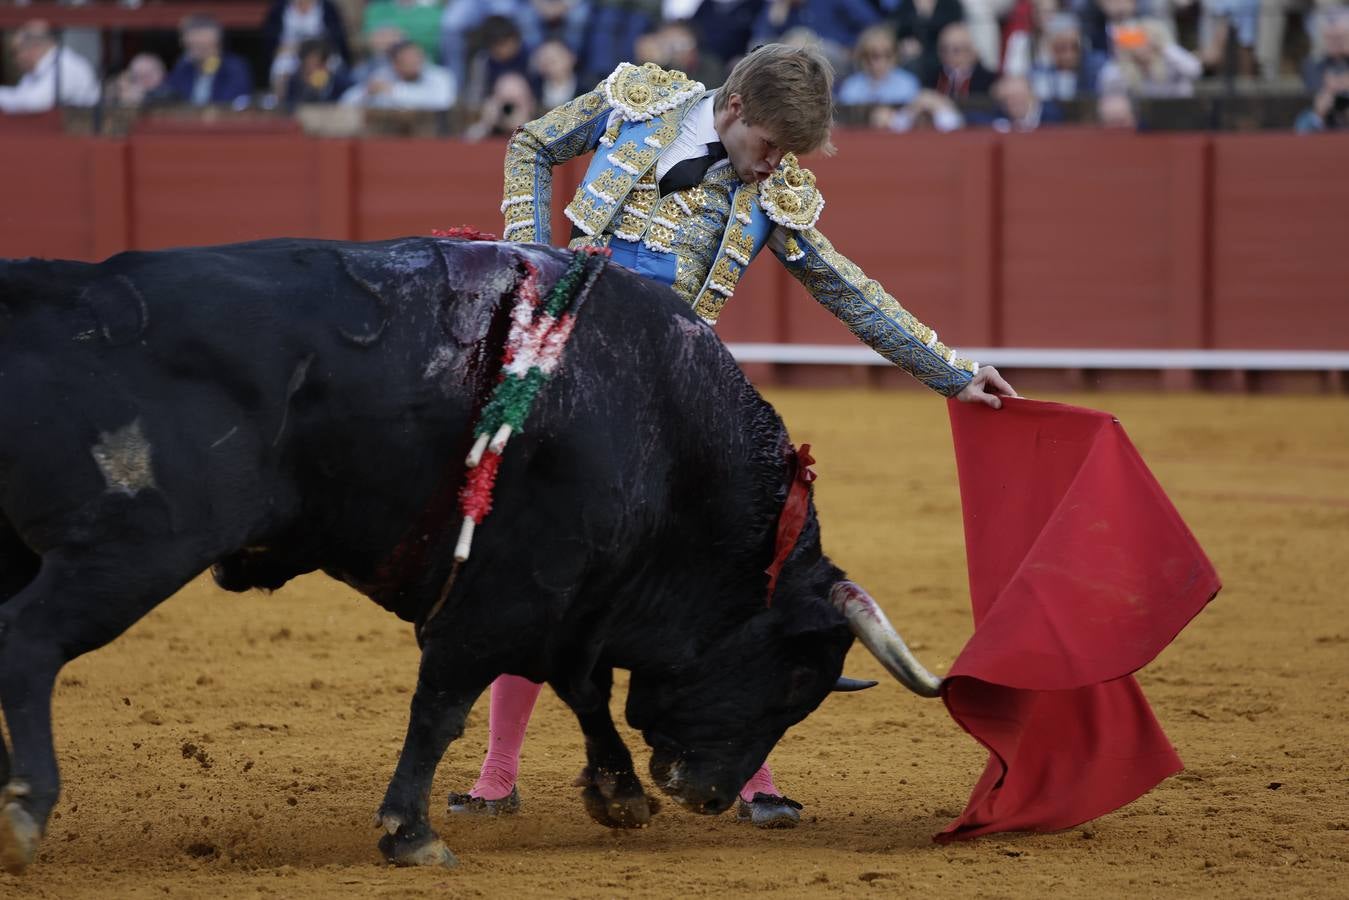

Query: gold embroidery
left=758, top=153, right=824, bottom=230
left=602, top=62, right=704, bottom=122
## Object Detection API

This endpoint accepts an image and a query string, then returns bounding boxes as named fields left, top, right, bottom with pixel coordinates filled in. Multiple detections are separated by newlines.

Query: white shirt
left=0, top=46, right=100, bottom=114
left=340, top=63, right=457, bottom=110
left=605, top=93, right=730, bottom=182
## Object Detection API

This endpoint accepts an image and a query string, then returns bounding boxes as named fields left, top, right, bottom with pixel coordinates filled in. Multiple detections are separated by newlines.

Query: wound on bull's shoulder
left=90, top=418, right=156, bottom=495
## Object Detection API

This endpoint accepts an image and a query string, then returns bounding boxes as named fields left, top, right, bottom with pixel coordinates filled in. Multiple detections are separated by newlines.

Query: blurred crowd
left=3, top=0, right=1347, bottom=133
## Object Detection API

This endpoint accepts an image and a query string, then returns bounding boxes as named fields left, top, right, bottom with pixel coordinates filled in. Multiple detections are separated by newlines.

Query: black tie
left=658, top=141, right=727, bottom=196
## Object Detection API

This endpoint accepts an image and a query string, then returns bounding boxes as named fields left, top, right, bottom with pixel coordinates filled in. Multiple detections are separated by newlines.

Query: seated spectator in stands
left=0, top=19, right=100, bottom=113
left=264, top=0, right=352, bottom=96
left=837, top=24, right=921, bottom=106
left=465, top=15, right=531, bottom=107
left=1097, top=18, right=1202, bottom=96
left=350, top=26, right=407, bottom=84
left=872, top=87, right=966, bottom=131
left=923, top=22, right=997, bottom=98
left=972, top=74, right=1065, bottom=130
left=363, top=0, right=442, bottom=60
left=962, top=0, right=1018, bottom=71
left=341, top=39, right=456, bottom=109
left=892, top=0, right=965, bottom=77
left=530, top=38, right=579, bottom=110
left=284, top=38, right=354, bottom=107
left=463, top=70, right=537, bottom=139
left=532, top=0, right=590, bottom=51
left=576, top=0, right=661, bottom=84
left=689, top=0, right=762, bottom=74
left=631, top=20, right=723, bottom=85
left=1304, top=8, right=1349, bottom=92
left=162, top=15, right=254, bottom=107
left=1295, top=60, right=1349, bottom=132
left=1197, top=0, right=1259, bottom=77
left=1008, top=13, right=1108, bottom=100
left=750, top=0, right=883, bottom=73
left=656, top=19, right=726, bottom=86
left=109, top=53, right=167, bottom=107
left=1096, top=88, right=1138, bottom=127
left=1080, top=0, right=1139, bottom=56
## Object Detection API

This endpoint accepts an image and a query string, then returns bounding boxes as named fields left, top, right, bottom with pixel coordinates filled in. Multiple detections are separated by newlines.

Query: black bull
left=0, top=237, right=940, bottom=872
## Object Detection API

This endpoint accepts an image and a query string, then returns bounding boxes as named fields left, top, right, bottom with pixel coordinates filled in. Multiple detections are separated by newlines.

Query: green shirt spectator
left=364, top=0, right=443, bottom=60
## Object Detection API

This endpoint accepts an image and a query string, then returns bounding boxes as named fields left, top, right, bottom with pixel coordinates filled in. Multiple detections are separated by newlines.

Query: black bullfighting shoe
left=447, top=786, right=521, bottom=816
left=735, top=792, right=803, bottom=828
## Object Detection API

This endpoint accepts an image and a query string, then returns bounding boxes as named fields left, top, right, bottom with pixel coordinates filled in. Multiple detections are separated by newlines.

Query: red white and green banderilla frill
left=454, top=245, right=611, bottom=562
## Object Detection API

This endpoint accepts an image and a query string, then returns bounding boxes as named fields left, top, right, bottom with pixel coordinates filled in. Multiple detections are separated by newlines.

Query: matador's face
left=714, top=94, right=785, bottom=186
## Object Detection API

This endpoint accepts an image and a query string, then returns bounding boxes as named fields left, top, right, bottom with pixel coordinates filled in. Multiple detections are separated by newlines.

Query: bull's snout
left=648, top=751, right=737, bottom=815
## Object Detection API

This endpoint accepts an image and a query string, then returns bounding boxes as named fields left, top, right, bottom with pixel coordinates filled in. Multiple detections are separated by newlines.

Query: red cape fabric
left=937, top=397, right=1220, bottom=842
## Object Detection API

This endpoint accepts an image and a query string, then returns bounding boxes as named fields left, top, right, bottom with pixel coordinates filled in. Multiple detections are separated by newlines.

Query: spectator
left=924, top=22, right=998, bottom=97
left=530, top=38, right=580, bottom=109
left=465, top=15, right=531, bottom=107
left=531, top=0, right=591, bottom=50
left=108, top=53, right=167, bottom=108
left=632, top=20, right=724, bottom=85
left=1096, top=88, right=1138, bottom=127
left=1078, top=0, right=1183, bottom=56
left=977, top=74, right=1065, bottom=130
left=443, top=0, right=527, bottom=92
left=1260, top=0, right=1341, bottom=83
left=962, top=0, right=1018, bottom=70
left=837, top=24, right=921, bottom=106
left=749, top=0, right=883, bottom=72
left=1008, top=13, right=1108, bottom=100
left=263, top=0, right=352, bottom=94
left=657, top=19, right=726, bottom=85
left=1304, top=7, right=1349, bottom=92
left=0, top=19, right=100, bottom=114
left=341, top=39, right=456, bottom=109
left=1295, top=60, right=1349, bottom=132
left=284, top=38, right=354, bottom=107
left=1097, top=18, right=1201, bottom=96
left=576, top=0, right=662, bottom=84
left=350, top=26, right=407, bottom=84
left=689, top=0, right=764, bottom=73
left=162, top=15, right=254, bottom=107
left=363, top=0, right=443, bottom=60
left=464, top=71, right=538, bottom=139
left=891, top=0, right=965, bottom=77
left=873, top=87, right=966, bottom=130
left=1197, top=0, right=1259, bottom=77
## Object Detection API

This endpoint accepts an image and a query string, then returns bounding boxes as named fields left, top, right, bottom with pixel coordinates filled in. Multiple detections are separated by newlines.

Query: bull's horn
left=832, top=676, right=879, bottom=692
left=828, top=581, right=943, bottom=698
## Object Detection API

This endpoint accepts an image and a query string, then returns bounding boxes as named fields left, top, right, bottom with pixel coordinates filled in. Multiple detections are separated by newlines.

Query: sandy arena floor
left=1, top=390, right=1346, bottom=899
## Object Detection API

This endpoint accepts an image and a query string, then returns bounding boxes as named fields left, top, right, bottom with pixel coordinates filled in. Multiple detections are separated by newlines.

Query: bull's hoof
left=735, top=793, right=803, bottom=829
left=376, top=814, right=457, bottom=869
left=575, top=767, right=660, bottom=829
left=0, top=797, right=40, bottom=874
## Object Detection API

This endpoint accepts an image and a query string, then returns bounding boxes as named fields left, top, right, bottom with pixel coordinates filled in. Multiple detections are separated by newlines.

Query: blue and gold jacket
left=502, top=62, right=977, bottom=396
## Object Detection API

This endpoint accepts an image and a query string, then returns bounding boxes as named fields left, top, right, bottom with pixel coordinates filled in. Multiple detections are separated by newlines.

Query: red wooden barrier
left=2, top=130, right=1347, bottom=357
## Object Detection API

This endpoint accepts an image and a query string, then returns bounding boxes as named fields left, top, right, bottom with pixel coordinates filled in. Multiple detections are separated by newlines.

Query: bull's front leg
left=558, top=667, right=660, bottom=829
left=0, top=542, right=202, bottom=874
left=376, top=659, right=487, bottom=868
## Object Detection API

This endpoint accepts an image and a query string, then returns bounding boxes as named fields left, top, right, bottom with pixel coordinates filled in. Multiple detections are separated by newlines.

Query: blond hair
left=716, top=43, right=835, bottom=156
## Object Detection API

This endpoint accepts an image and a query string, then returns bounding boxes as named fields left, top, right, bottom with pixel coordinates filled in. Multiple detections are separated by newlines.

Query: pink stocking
left=738, top=762, right=781, bottom=803
left=469, top=674, right=542, bottom=800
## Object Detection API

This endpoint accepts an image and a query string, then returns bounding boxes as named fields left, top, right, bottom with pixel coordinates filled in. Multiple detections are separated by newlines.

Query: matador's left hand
left=956, top=365, right=1018, bottom=410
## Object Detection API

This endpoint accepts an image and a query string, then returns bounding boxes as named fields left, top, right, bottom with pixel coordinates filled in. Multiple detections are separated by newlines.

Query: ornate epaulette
left=758, top=153, right=825, bottom=231
left=602, top=62, right=704, bottom=122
